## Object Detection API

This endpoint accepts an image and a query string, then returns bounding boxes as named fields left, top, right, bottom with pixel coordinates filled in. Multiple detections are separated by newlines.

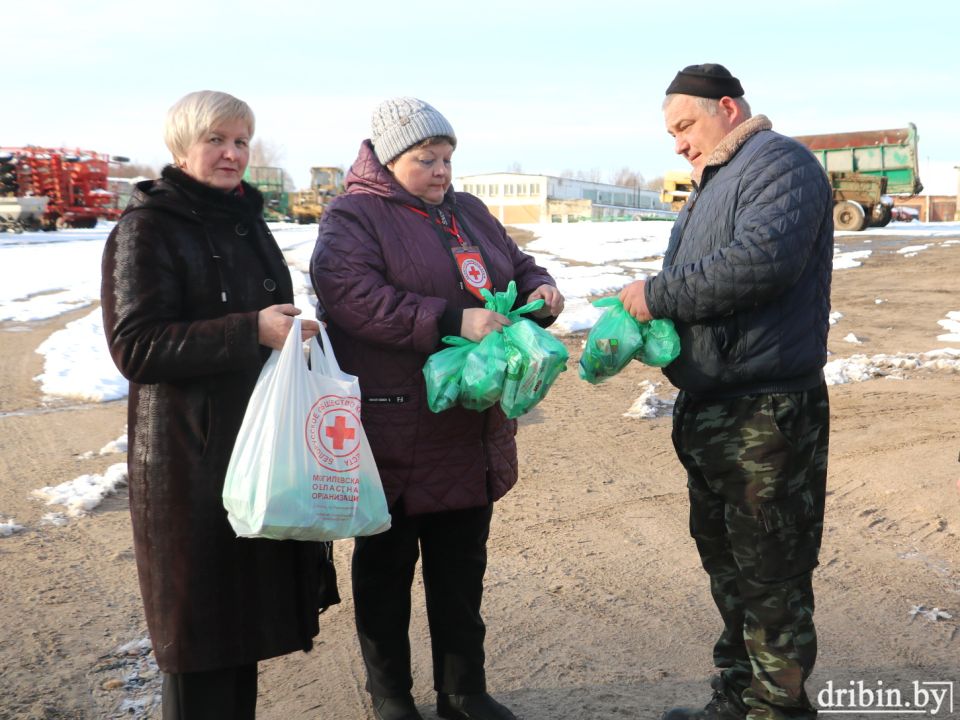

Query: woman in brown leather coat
left=101, top=90, right=327, bottom=719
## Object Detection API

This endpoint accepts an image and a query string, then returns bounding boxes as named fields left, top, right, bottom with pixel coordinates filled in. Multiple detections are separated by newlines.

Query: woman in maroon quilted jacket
left=310, top=97, right=564, bottom=720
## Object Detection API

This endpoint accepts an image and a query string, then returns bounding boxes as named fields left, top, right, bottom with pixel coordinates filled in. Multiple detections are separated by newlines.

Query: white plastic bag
left=223, top=319, right=391, bottom=541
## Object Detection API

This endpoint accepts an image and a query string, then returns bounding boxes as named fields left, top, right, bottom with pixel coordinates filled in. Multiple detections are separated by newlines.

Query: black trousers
left=161, top=663, right=257, bottom=720
left=352, top=502, right=493, bottom=698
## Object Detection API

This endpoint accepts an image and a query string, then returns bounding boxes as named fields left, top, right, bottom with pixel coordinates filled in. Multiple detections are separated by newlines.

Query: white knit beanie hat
left=370, top=97, right=457, bottom=165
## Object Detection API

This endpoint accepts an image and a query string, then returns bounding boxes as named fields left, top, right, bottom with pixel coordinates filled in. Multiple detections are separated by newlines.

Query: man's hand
left=258, top=304, right=320, bottom=350
left=526, top=284, right=565, bottom=318
left=619, top=279, right=653, bottom=322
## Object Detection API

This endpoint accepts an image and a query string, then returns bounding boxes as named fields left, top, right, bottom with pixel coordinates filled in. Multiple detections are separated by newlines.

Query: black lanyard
left=404, top=204, right=498, bottom=296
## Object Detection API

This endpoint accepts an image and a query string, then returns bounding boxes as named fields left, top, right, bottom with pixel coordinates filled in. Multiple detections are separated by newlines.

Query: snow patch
left=898, top=244, right=931, bottom=257
left=94, top=636, right=161, bottom=719
left=41, top=512, right=69, bottom=527
left=32, top=463, right=128, bottom=517
left=825, top=348, right=960, bottom=386
left=1, top=518, right=25, bottom=537
left=623, top=380, right=676, bottom=419
left=909, top=605, right=952, bottom=622
left=78, top=430, right=128, bottom=459
left=936, top=311, right=960, bottom=342
left=34, top=309, right=127, bottom=401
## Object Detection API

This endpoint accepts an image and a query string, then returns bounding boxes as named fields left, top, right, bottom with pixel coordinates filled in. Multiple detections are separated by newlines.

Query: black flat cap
left=665, top=63, right=744, bottom=98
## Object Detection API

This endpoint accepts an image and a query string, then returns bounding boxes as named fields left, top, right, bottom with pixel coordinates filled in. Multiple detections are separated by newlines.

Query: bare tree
left=611, top=167, right=646, bottom=188
left=110, top=162, right=160, bottom=179
left=644, top=175, right=665, bottom=191
left=250, top=138, right=285, bottom=168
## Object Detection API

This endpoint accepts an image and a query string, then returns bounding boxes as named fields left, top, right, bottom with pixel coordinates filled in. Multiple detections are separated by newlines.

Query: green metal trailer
left=793, top=124, right=923, bottom=231
left=243, top=166, right=290, bottom=221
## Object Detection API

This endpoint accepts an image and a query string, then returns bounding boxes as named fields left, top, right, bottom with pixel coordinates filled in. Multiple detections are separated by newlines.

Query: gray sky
left=6, top=0, right=959, bottom=192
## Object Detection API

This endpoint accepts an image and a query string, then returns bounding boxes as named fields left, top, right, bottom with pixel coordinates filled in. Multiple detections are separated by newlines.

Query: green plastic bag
left=638, top=318, right=681, bottom=368
left=578, top=297, right=680, bottom=383
left=459, top=330, right=508, bottom=411
left=578, top=297, right=644, bottom=383
left=481, top=281, right=567, bottom=417
left=423, top=336, right=474, bottom=413
left=423, top=280, right=567, bottom=415
left=500, top=318, right=569, bottom=419
left=456, top=281, right=543, bottom=412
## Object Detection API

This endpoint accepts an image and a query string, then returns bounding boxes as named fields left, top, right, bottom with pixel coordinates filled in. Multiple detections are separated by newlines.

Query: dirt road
left=1, top=232, right=958, bottom=719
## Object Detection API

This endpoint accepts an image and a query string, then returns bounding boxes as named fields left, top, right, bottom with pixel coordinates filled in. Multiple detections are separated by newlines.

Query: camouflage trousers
left=671, top=383, right=830, bottom=720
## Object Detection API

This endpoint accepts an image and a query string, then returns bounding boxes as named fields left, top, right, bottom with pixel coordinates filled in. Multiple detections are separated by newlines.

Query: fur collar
left=696, top=114, right=773, bottom=182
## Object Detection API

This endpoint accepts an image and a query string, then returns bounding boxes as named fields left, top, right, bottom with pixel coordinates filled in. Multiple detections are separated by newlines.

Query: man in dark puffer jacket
left=619, top=65, right=833, bottom=720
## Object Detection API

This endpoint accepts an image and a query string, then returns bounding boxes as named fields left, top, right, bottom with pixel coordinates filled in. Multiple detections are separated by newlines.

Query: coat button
left=263, top=278, right=277, bottom=292
left=235, top=223, right=249, bottom=236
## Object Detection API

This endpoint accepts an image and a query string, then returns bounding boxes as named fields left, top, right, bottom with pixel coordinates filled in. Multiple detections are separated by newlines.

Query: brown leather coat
left=101, top=166, right=323, bottom=673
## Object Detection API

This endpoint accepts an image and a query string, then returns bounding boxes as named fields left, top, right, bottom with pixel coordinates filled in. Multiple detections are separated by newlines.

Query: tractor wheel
left=869, top=205, right=892, bottom=228
left=833, top=201, right=866, bottom=232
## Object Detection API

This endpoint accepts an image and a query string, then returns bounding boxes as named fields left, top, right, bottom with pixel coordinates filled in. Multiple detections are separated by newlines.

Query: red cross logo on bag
left=306, top=395, right=362, bottom=471
left=325, top=415, right=356, bottom=450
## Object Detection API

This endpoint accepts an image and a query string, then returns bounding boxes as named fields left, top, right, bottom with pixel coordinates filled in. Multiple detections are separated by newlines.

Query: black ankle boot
left=371, top=693, right=424, bottom=720
left=661, top=678, right=747, bottom=720
left=437, top=692, right=517, bottom=720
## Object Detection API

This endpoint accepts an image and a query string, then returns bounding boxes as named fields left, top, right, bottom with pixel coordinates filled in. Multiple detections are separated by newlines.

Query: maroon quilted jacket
left=310, top=140, right=557, bottom=515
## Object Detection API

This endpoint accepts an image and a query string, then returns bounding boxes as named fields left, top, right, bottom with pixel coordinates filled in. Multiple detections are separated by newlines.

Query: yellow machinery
left=289, top=166, right=345, bottom=224
left=660, top=170, right=694, bottom=212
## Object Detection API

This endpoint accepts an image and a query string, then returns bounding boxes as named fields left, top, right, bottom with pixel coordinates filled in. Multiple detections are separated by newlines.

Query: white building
left=455, top=172, right=673, bottom=224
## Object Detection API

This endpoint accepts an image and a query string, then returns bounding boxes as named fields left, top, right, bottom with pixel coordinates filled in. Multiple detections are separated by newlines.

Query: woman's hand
left=257, top=304, right=320, bottom=349
left=526, top=284, right=565, bottom=318
left=461, top=308, right=510, bottom=342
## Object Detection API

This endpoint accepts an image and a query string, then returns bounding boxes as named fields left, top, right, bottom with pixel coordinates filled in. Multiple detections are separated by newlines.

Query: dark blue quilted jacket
left=645, top=119, right=833, bottom=397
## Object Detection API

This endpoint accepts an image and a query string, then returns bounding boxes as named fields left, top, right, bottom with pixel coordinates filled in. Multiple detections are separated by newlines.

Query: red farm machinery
left=0, top=147, right=129, bottom=232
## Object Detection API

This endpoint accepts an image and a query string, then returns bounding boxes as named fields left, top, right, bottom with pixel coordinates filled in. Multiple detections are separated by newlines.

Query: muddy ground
left=1, top=231, right=958, bottom=719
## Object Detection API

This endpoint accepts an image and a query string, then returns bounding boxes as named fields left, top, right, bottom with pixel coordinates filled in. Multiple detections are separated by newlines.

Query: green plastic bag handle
left=507, top=299, right=544, bottom=320
left=480, top=280, right=545, bottom=322
left=480, top=282, right=517, bottom=314
left=592, top=296, right=623, bottom=309
left=441, top=335, right=474, bottom=347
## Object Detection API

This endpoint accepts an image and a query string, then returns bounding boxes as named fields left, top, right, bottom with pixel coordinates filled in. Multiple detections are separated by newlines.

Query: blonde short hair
left=164, top=90, right=256, bottom=162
